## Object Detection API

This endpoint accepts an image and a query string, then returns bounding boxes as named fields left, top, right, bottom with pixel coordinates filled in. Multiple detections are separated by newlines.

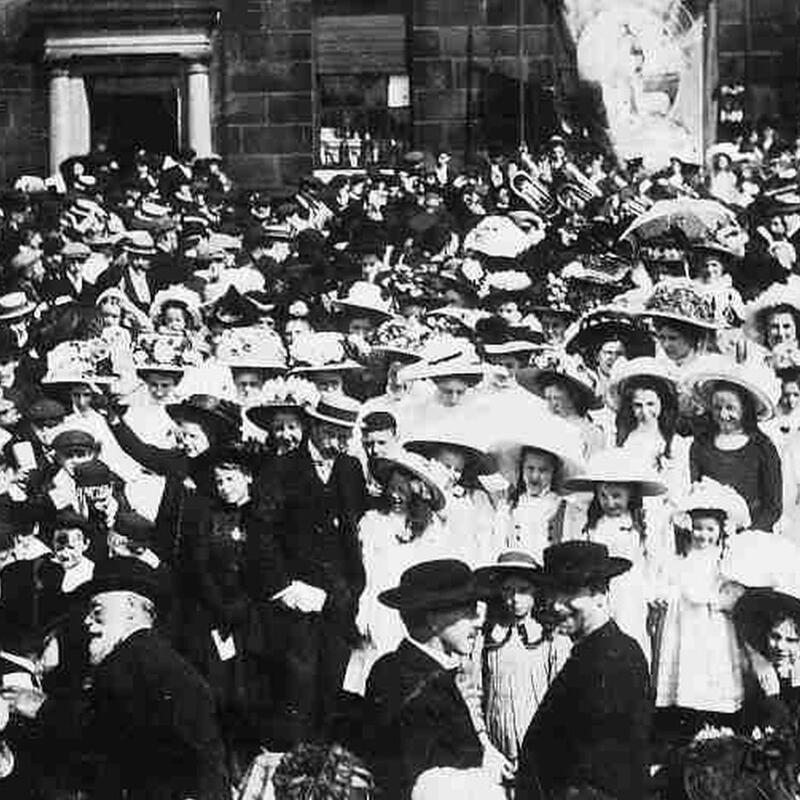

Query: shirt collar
left=406, top=636, right=460, bottom=670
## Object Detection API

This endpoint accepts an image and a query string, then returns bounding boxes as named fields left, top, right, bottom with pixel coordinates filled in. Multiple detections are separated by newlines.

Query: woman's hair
left=273, top=743, right=374, bottom=800
left=707, top=379, right=759, bottom=433
left=383, top=468, right=436, bottom=538
left=510, top=446, right=562, bottom=507
left=675, top=508, right=728, bottom=556
left=585, top=485, right=647, bottom=550
left=615, top=375, right=679, bottom=458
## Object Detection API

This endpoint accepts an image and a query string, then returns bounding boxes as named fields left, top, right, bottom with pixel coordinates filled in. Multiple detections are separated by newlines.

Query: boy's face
left=53, top=527, right=89, bottom=569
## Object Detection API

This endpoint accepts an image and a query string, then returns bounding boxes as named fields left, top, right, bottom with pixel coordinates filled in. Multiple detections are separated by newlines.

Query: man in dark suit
left=363, top=560, right=512, bottom=800
left=1, top=558, right=230, bottom=799
left=516, top=542, right=652, bottom=800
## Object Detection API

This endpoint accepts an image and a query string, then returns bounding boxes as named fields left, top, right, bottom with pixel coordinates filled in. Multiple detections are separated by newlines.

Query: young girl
left=476, top=551, right=571, bottom=764
left=687, top=356, right=782, bottom=532
left=654, top=478, right=751, bottom=737
left=563, top=448, right=668, bottom=663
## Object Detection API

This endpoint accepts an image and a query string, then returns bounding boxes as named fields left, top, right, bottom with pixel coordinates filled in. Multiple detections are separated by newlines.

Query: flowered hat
left=245, top=376, right=319, bottom=430
left=683, top=354, right=780, bottom=421
left=639, top=278, right=720, bottom=331
left=289, top=332, right=362, bottom=375
left=368, top=318, right=429, bottom=364
left=215, top=327, right=287, bottom=371
left=672, top=477, right=751, bottom=532
left=133, top=333, right=204, bottom=376
left=562, top=448, right=667, bottom=496
left=41, top=339, right=121, bottom=386
left=563, top=306, right=655, bottom=360
left=149, top=286, right=203, bottom=330
left=331, top=281, right=394, bottom=322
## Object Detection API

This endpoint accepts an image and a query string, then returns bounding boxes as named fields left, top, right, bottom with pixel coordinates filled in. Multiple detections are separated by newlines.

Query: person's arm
left=107, top=416, right=188, bottom=477
left=756, top=434, right=783, bottom=531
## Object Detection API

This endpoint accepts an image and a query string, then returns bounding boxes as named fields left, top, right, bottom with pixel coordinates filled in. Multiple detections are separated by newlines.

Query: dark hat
left=211, top=444, right=259, bottom=473
left=114, top=511, right=154, bottom=546
left=51, top=429, right=97, bottom=452
left=733, top=588, right=800, bottom=652
left=73, top=459, right=114, bottom=486
left=378, top=559, right=488, bottom=611
left=166, top=394, right=241, bottom=440
left=531, top=541, right=631, bottom=588
left=51, top=509, right=93, bottom=535
left=208, top=286, right=261, bottom=328
left=27, top=398, right=67, bottom=423
left=361, top=410, right=397, bottom=434
left=84, top=557, right=163, bottom=604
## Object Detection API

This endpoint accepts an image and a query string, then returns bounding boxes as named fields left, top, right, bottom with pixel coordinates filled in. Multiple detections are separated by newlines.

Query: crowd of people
left=0, top=126, right=799, bottom=798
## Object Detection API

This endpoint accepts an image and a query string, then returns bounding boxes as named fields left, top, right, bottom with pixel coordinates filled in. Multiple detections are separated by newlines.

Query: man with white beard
left=1, top=558, right=230, bottom=799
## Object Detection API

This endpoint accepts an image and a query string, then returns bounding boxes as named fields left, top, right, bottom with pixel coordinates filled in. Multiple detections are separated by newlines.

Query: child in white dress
left=654, top=478, right=750, bottom=735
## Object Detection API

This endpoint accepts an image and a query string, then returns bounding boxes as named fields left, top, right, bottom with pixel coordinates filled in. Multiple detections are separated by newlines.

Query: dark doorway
left=91, top=90, right=178, bottom=167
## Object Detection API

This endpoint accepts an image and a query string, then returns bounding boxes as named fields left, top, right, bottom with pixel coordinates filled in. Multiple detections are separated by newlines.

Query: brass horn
left=510, top=170, right=558, bottom=218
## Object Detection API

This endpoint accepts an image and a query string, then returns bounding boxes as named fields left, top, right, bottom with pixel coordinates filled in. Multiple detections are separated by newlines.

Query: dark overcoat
left=36, top=628, right=230, bottom=800
left=516, top=620, right=652, bottom=800
left=364, top=639, right=484, bottom=800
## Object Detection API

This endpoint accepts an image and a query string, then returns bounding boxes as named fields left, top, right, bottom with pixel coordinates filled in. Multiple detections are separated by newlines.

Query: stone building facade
left=0, top=0, right=796, bottom=189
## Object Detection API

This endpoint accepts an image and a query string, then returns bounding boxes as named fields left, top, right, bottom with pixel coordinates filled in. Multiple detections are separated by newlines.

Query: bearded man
left=1, top=558, right=230, bottom=800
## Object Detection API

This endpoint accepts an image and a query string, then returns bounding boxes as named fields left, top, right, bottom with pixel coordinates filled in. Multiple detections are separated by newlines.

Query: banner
left=560, top=0, right=706, bottom=169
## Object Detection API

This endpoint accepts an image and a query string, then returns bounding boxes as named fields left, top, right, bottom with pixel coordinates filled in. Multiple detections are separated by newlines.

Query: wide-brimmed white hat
left=743, top=277, right=800, bottom=345
left=332, top=281, right=394, bottom=321
left=398, top=336, right=485, bottom=383
left=215, top=327, right=287, bottom=371
left=683, top=354, right=779, bottom=421
left=563, top=448, right=667, bottom=496
left=672, top=477, right=751, bottom=531
left=371, top=448, right=448, bottom=512
left=289, top=331, right=363, bottom=375
left=606, top=356, right=679, bottom=409
left=150, top=286, right=203, bottom=329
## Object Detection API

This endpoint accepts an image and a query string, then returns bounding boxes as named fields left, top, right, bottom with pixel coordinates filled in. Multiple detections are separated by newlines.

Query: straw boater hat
left=403, top=427, right=497, bottom=475
left=474, top=551, right=542, bottom=587
left=683, top=353, right=780, bottom=421
left=332, top=281, right=394, bottom=322
left=122, top=230, right=157, bottom=257
left=371, top=448, right=448, bottom=512
left=398, top=336, right=485, bottom=384
left=150, top=287, right=203, bottom=329
left=378, top=559, right=488, bottom=611
left=672, top=477, right=751, bottom=532
left=562, top=448, right=667, bottom=496
left=605, top=356, right=679, bottom=410
left=215, top=327, right=287, bottom=371
left=289, top=332, right=362, bottom=376
left=0, top=292, right=36, bottom=321
left=476, top=316, right=543, bottom=359
left=245, top=376, right=319, bottom=431
left=743, top=278, right=800, bottom=345
left=639, top=278, right=720, bottom=331
left=527, top=541, right=632, bottom=588
left=305, top=394, right=362, bottom=428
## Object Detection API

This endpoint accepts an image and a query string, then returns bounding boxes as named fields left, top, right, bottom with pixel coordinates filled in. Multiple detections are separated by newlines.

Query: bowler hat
left=73, top=459, right=115, bottom=487
left=114, top=511, right=154, bottom=546
left=532, top=541, right=632, bottom=588
left=85, top=557, right=164, bottom=604
left=27, top=398, right=67, bottom=423
left=51, top=429, right=97, bottom=452
left=51, top=509, right=93, bottom=535
left=378, top=559, right=487, bottom=611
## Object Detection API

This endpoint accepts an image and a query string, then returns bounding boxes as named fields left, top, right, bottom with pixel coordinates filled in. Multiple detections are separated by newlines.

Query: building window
left=315, top=14, right=409, bottom=168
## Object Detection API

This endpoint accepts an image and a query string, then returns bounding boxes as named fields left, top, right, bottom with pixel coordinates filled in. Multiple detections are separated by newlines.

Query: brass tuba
left=510, top=170, right=559, bottom=219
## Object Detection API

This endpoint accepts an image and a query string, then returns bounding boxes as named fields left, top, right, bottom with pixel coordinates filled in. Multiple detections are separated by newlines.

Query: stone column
left=49, top=66, right=72, bottom=175
left=186, top=61, right=212, bottom=157
left=70, top=73, right=91, bottom=157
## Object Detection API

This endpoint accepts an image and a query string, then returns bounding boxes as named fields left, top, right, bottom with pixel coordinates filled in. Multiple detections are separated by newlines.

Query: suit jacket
left=516, top=620, right=652, bottom=800
left=37, top=628, right=229, bottom=800
left=364, top=639, right=483, bottom=800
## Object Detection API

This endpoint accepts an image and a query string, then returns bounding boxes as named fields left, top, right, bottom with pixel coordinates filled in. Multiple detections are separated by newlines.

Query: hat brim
left=518, top=368, right=602, bottom=411
left=404, top=440, right=497, bottom=475
left=378, top=580, right=487, bottom=611
left=474, top=562, right=542, bottom=586
left=225, top=361, right=287, bottom=372
left=483, top=342, right=541, bottom=357
left=563, top=474, right=667, bottom=496
left=565, top=323, right=654, bottom=359
left=734, top=589, right=800, bottom=650
left=370, top=346, right=423, bottom=365
left=372, top=456, right=447, bottom=512
left=528, top=557, right=633, bottom=587
left=640, top=310, right=721, bottom=331
left=245, top=404, right=306, bottom=430
left=137, top=364, right=186, bottom=376
left=332, top=300, right=394, bottom=322
left=290, top=362, right=364, bottom=375
left=166, top=404, right=238, bottom=437
left=0, top=302, right=36, bottom=320
left=688, top=372, right=775, bottom=421
left=304, top=408, right=358, bottom=428
left=409, top=364, right=486, bottom=383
